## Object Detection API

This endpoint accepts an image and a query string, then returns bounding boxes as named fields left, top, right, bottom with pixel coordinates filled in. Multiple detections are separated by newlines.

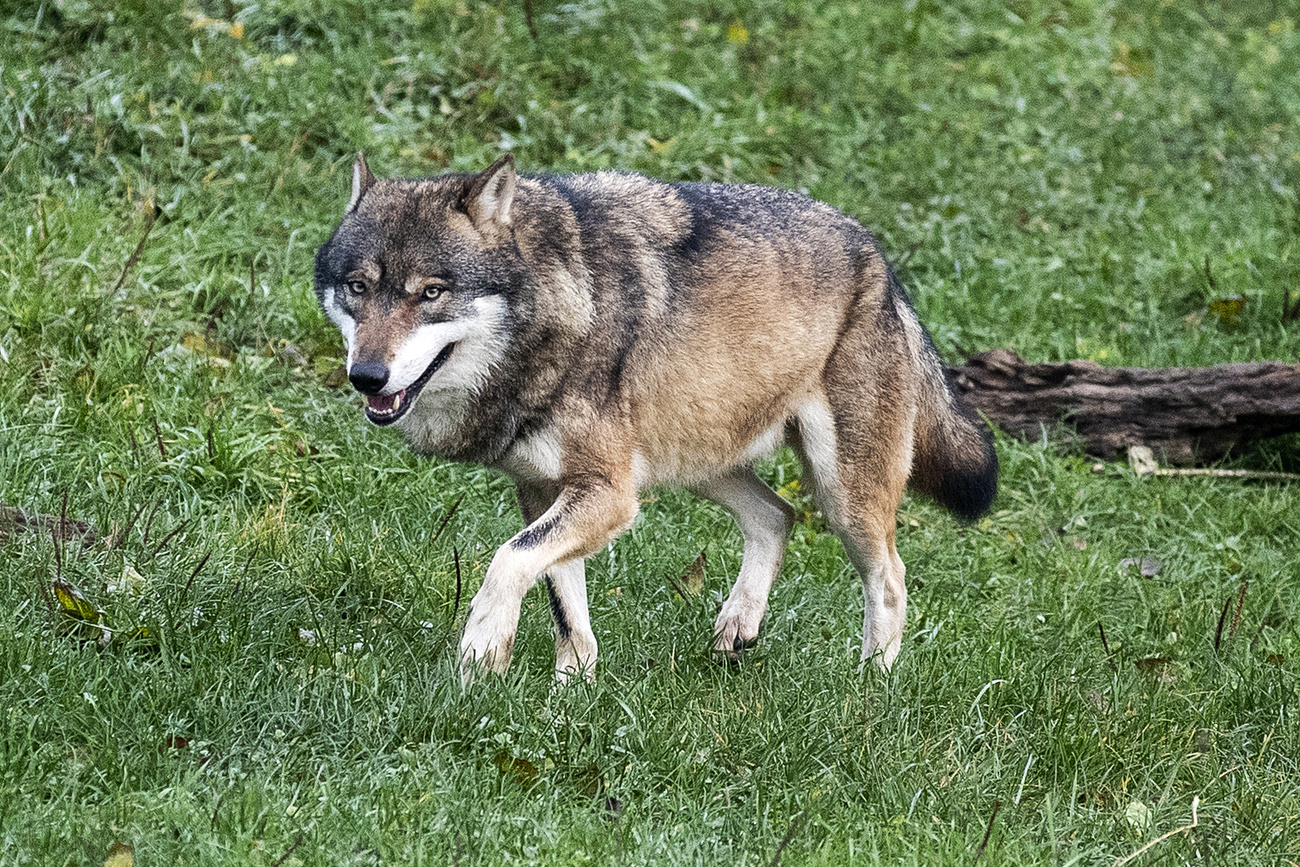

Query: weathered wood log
left=0, top=504, right=98, bottom=545
left=946, top=349, right=1300, bottom=464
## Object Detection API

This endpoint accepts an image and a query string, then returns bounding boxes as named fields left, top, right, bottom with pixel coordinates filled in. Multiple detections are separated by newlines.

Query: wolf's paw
left=858, top=634, right=902, bottom=673
left=554, top=634, right=598, bottom=684
left=459, top=613, right=517, bottom=685
left=711, top=598, right=763, bottom=662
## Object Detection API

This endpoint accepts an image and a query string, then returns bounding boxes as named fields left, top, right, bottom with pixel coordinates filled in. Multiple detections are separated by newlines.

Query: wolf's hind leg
left=793, top=392, right=910, bottom=670
left=544, top=560, right=597, bottom=682
left=842, top=531, right=907, bottom=669
left=692, top=467, right=795, bottom=660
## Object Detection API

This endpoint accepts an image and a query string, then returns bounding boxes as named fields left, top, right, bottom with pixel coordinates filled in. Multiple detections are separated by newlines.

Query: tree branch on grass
left=947, top=350, right=1300, bottom=465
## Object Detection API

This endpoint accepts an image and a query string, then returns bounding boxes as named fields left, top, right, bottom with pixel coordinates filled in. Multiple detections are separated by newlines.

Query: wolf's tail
left=899, top=302, right=998, bottom=522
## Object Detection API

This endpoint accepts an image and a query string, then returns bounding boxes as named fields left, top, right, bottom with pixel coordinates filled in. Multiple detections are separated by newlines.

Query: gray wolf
left=314, top=154, right=997, bottom=683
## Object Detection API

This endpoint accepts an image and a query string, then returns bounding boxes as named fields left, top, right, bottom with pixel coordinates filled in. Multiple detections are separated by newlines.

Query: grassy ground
left=1, top=0, right=1298, bottom=864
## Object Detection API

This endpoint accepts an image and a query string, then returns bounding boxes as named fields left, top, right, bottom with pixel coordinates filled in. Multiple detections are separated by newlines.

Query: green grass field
left=2, top=1, right=1298, bottom=863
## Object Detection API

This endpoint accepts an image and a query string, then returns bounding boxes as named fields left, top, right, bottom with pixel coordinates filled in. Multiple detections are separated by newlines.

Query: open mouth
left=363, top=343, right=456, bottom=426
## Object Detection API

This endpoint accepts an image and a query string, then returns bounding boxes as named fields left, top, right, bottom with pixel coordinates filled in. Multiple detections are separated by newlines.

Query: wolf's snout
left=348, top=362, right=389, bottom=396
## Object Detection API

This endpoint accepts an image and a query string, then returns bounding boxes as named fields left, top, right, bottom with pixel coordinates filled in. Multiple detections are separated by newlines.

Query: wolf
left=315, top=153, right=997, bottom=683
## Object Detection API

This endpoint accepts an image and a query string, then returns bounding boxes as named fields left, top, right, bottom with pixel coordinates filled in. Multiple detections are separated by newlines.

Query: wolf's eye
left=346, top=280, right=367, bottom=296
left=421, top=281, right=448, bottom=301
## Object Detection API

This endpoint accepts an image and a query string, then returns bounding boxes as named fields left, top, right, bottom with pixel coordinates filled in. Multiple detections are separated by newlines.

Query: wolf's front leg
left=459, top=542, right=546, bottom=677
left=545, top=560, right=597, bottom=682
left=515, top=483, right=598, bottom=682
left=459, top=478, right=638, bottom=684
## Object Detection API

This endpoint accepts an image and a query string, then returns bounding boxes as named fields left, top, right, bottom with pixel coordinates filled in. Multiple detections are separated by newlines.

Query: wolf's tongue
left=367, top=391, right=402, bottom=414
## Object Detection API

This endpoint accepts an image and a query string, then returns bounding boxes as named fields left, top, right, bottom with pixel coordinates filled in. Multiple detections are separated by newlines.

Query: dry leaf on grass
left=104, top=841, right=134, bottom=867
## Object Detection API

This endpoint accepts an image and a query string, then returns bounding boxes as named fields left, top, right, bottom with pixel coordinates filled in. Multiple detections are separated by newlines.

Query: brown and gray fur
left=314, top=154, right=997, bottom=683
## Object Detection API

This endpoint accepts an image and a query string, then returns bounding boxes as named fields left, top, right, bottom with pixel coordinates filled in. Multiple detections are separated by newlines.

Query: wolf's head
left=314, top=154, right=524, bottom=428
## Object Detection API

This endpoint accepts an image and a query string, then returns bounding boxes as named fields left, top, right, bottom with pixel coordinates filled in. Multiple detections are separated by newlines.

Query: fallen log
left=946, top=349, right=1300, bottom=464
left=0, top=504, right=98, bottom=545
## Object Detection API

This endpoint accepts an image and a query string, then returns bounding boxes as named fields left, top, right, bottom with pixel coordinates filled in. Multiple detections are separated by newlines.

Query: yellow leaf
left=180, top=332, right=234, bottom=361
left=52, top=577, right=112, bottom=646
left=681, top=551, right=706, bottom=596
left=228, top=21, right=244, bottom=38
left=727, top=21, right=749, bottom=43
left=493, top=749, right=539, bottom=787
left=104, top=841, right=134, bottom=867
left=53, top=577, right=100, bottom=622
left=1208, top=295, right=1248, bottom=324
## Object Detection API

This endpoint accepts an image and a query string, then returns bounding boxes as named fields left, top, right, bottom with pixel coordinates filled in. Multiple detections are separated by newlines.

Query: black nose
left=349, top=362, right=389, bottom=396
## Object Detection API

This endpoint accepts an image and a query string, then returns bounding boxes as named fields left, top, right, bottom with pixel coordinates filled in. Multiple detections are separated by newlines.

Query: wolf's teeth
left=392, top=392, right=402, bottom=412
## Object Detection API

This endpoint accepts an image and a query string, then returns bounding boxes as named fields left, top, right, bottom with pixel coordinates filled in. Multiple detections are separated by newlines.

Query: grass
left=1, top=0, right=1299, bottom=863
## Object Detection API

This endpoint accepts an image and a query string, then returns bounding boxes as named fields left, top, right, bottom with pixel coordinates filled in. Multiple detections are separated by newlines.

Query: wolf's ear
left=463, top=154, right=517, bottom=231
left=348, top=152, right=376, bottom=213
